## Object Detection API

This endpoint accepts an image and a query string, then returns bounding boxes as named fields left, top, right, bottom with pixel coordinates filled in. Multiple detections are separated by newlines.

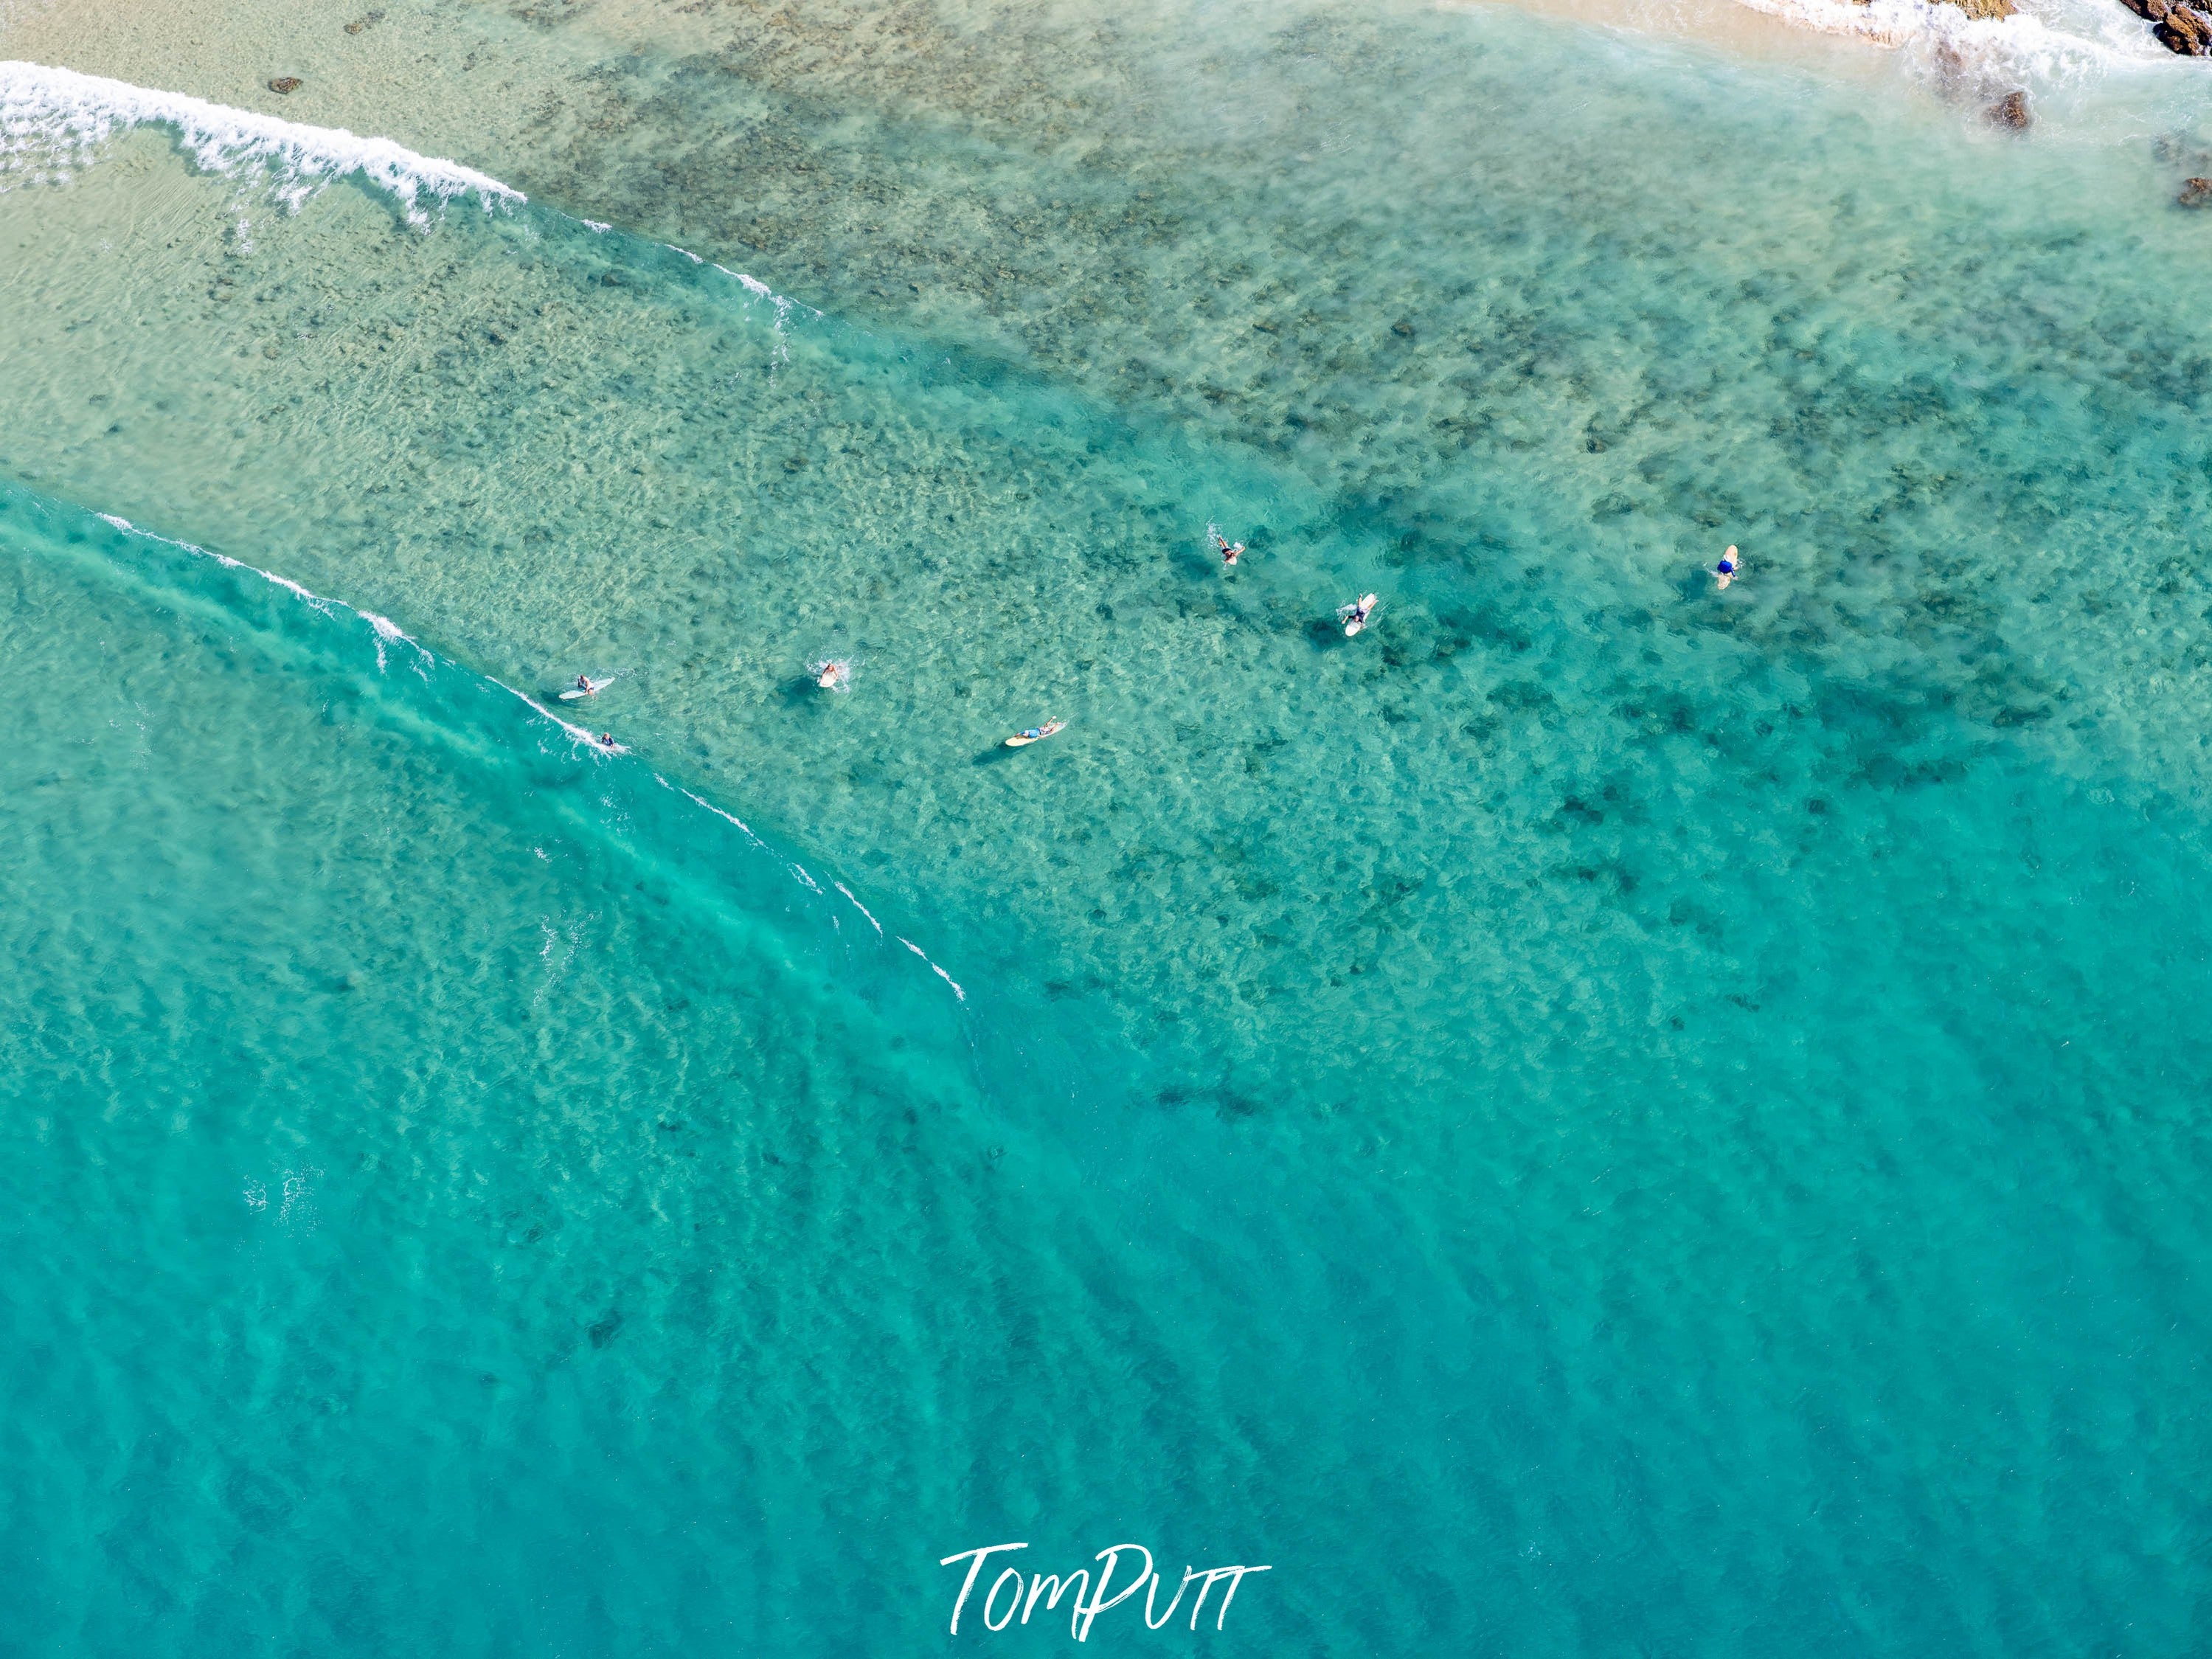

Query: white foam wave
left=90, top=517, right=632, bottom=759
left=668, top=779, right=767, bottom=849
left=93, top=508, right=968, bottom=1002
left=0, top=60, right=521, bottom=226
left=712, top=262, right=823, bottom=362
left=488, top=677, right=625, bottom=755
left=662, top=782, right=962, bottom=997
left=1727, top=0, right=2170, bottom=80
left=898, top=936, right=967, bottom=1001
left=94, top=511, right=435, bottom=676
left=834, top=882, right=884, bottom=935
left=359, top=610, right=422, bottom=676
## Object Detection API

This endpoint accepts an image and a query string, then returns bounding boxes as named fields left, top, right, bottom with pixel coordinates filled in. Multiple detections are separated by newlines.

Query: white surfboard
left=1003, top=719, right=1067, bottom=748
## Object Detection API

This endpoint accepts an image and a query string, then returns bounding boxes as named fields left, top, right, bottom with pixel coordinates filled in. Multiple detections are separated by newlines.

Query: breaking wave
left=0, top=59, right=520, bottom=225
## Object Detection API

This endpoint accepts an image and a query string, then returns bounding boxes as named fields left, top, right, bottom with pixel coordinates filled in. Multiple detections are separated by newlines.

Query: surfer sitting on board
left=575, top=674, right=599, bottom=696
left=1714, top=545, right=1742, bottom=590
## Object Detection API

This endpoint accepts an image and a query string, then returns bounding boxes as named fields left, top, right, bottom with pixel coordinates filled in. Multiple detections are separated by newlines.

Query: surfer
left=1338, top=593, right=1378, bottom=636
left=574, top=673, right=599, bottom=696
left=1004, top=719, right=1066, bottom=748
left=1213, top=531, right=1244, bottom=567
left=1715, top=545, right=1741, bottom=590
left=814, top=657, right=850, bottom=691
left=597, top=732, right=617, bottom=749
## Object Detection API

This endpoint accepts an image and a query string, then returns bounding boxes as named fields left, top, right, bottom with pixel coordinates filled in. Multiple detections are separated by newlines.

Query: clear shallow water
left=6, top=1, right=2212, bottom=1652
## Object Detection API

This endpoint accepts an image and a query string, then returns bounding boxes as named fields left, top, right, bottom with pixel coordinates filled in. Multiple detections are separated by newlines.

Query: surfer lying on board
left=1004, top=719, right=1066, bottom=748
left=813, top=657, right=851, bottom=691
left=597, top=732, right=617, bottom=749
left=1338, top=593, right=1378, bottom=636
left=1715, top=545, right=1741, bottom=590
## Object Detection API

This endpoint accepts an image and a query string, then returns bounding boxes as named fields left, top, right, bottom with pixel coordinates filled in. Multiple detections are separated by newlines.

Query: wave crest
left=0, top=60, right=521, bottom=224
left=1729, top=0, right=2172, bottom=80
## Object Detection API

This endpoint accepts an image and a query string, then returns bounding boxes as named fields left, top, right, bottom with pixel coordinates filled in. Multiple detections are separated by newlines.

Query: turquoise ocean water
left=6, top=0, right=2212, bottom=1650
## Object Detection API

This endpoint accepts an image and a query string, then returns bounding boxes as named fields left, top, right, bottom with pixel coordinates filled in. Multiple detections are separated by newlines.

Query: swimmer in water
left=1213, top=531, right=1244, bottom=567
left=1715, top=545, right=1741, bottom=591
left=811, top=657, right=850, bottom=691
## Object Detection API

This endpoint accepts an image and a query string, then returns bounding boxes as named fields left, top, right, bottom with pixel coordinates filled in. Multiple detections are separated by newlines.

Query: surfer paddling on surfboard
left=1004, top=720, right=1066, bottom=748
left=1338, top=593, right=1378, bottom=636
left=1714, top=545, right=1742, bottom=591
left=1213, top=530, right=1244, bottom=567
left=811, top=657, right=852, bottom=692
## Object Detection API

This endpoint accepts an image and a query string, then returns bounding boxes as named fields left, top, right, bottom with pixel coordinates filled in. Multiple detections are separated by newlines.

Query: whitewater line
left=898, top=937, right=966, bottom=1002
left=92, top=511, right=435, bottom=677
left=485, top=676, right=625, bottom=754
left=1716, top=0, right=2162, bottom=74
left=91, top=509, right=968, bottom=999
left=835, top=882, right=884, bottom=935
left=2, top=61, right=828, bottom=321
left=0, top=59, right=521, bottom=225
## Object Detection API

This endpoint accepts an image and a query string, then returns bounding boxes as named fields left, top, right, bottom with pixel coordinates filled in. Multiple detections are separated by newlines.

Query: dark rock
left=1390, top=319, right=1415, bottom=339
left=1986, top=90, right=2031, bottom=129
left=2160, top=11, right=2212, bottom=52
left=267, top=77, right=302, bottom=94
left=2159, top=13, right=2212, bottom=52
left=2126, top=0, right=2212, bottom=53
left=2180, top=176, right=2212, bottom=207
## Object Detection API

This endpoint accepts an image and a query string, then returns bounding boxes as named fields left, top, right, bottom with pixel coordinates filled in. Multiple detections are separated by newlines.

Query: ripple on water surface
left=4, top=1, right=2212, bottom=1652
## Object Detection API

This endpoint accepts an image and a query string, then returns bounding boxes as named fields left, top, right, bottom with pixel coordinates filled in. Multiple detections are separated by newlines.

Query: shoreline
left=0, top=0, right=2179, bottom=198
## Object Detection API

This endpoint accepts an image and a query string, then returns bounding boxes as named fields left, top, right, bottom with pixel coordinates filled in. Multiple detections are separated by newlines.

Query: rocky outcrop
left=1986, top=91, right=2031, bottom=130
left=2118, top=0, right=2212, bottom=55
left=2180, top=177, right=2212, bottom=208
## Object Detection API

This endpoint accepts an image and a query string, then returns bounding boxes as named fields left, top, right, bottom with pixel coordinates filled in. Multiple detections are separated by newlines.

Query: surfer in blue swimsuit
left=1714, top=545, right=1741, bottom=590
